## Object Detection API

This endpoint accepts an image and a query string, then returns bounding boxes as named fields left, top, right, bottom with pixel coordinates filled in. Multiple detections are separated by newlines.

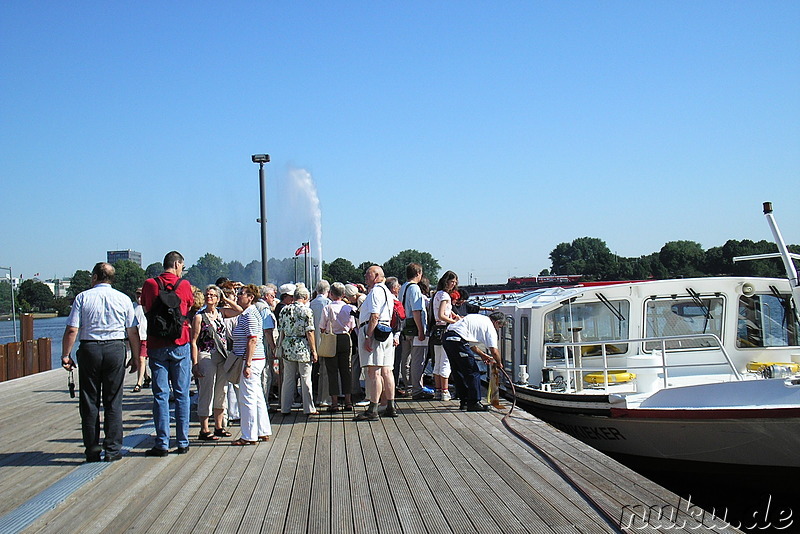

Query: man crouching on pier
left=353, top=265, right=398, bottom=421
left=62, top=262, right=140, bottom=462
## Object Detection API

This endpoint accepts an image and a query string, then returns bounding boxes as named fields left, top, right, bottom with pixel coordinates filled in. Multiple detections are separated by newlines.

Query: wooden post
left=38, top=338, right=51, bottom=372
left=0, top=344, right=6, bottom=382
left=7, top=342, right=22, bottom=380
left=24, top=340, right=38, bottom=375
left=21, top=313, right=34, bottom=343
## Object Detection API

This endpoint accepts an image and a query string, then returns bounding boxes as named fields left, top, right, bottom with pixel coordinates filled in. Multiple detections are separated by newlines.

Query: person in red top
left=140, top=251, right=195, bottom=456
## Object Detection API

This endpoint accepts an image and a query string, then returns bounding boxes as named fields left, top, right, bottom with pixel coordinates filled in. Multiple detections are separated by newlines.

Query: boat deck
left=0, top=369, right=739, bottom=533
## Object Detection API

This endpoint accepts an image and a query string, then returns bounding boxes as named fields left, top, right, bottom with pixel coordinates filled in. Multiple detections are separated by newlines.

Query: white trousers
left=238, top=359, right=271, bottom=440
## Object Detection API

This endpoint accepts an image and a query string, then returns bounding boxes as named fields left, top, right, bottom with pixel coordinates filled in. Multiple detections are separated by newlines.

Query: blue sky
left=1, top=2, right=798, bottom=284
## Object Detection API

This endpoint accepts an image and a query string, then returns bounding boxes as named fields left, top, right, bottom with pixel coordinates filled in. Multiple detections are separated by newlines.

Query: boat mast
left=733, top=202, right=800, bottom=309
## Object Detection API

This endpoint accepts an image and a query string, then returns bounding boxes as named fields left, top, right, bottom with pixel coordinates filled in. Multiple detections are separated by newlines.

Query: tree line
left=3, top=237, right=796, bottom=316
left=545, top=237, right=799, bottom=281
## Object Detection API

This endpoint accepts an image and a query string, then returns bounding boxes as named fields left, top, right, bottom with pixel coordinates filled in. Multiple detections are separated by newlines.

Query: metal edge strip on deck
left=0, top=419, right=157, bottom=533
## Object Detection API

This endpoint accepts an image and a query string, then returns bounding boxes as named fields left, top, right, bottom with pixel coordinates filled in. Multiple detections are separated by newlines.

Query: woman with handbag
left=431, top=270, right=461, bottom=401
left=319, top=282, right=356, bottom=412
left=277, top=285, right=319, bottom=415
left=190, top=285, right=242, bottom=440
left=230, top=284, right=271, bottom=445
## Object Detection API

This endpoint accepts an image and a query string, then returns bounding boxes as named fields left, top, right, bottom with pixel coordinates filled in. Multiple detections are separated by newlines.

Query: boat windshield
left=644, top=296, right=724, bottom=350
left=737, top=294, right=800, bottom=348
left=543, top=299, right=629, bottom=356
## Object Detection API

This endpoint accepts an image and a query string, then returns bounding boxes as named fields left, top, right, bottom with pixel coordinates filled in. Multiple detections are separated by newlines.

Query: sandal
left=343, top=404, right=353, bottom=411
left=132, top=384, right=141, bottom=392
left=258, top=436, right=270, bottom=442
left=231, top=438, right=256, bottom=446
left=198, top=431, right=220, bottom=441
left=214, top=428, right=232, bottom=437
left=326, top=405, right=340, bottom=413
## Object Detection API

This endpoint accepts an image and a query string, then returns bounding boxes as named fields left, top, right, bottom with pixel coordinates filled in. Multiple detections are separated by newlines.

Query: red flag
left=295, top=243, right=310, bottom=256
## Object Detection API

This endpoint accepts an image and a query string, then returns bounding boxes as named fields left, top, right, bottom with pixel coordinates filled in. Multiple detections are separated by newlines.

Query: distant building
left=45, top=279, right=70, bottom=298
left=107, top=250, right=142, bottom=267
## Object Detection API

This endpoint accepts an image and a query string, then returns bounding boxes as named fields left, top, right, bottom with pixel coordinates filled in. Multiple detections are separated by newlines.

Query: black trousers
left=323, top=333, right=353, bottom=397
left=76, top=339, right=126, bottom=458
left=443, top=336, right=481, bottom=402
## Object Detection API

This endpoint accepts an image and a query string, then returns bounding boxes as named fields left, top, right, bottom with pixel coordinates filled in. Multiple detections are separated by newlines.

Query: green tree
left=226, top=260, right=246, bottom=283
left=0, top=280, right=13, bottom=314
left=382, top=249, right=441, bottom=282
left=324, top=258, right=362, bottom=284
left=112, top=260, right=146, bottom=298
left=549, top=237, right=615, bottom=281
left=145, top=262, right=163, bottom=277
left=184, top=253, right=228, bottom=288
left=659, top=241, right=705, bottom=278
left=17, top=279, right=54, bottom=312
left=68, top=270, right=92, bottom=298
left=244, top=260, right=262, bottom=285
left=52, top=296, right=73, bottom=316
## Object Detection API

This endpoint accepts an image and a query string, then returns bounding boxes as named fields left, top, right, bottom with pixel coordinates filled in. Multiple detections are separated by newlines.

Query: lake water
left=0, top=316, right=67, bottom=369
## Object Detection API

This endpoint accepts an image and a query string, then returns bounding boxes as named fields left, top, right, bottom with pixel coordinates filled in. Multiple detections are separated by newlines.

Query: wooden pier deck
left=0, top=369, right=739, bottom=533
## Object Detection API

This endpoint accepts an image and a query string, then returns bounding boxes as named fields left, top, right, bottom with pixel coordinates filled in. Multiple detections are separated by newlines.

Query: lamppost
left=0, top=265, right=18, bottom=342
left=251, top=154, right=270, bottom=285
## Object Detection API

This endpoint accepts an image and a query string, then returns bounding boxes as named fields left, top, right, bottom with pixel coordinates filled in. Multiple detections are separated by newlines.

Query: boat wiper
left=686, top=288, right=712, bottom=320
left=596, top=293, right=625, bottom=322
left=770, top=285, right=800, bottom=326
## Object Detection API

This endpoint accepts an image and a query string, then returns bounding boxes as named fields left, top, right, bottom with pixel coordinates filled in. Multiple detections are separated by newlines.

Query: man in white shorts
left=353, top=265, right=397, bottom=421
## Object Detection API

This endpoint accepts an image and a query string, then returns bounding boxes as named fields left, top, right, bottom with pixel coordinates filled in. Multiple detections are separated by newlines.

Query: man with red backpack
left=140, top=251, right=195, bottom=456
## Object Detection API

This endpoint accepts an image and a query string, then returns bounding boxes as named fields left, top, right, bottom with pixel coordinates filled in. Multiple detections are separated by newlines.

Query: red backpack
left=390, top=297, right=406, bottom=330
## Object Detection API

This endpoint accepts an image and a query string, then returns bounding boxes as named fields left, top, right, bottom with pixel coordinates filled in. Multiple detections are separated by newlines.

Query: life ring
left=583, top=370, right=637, bottom=384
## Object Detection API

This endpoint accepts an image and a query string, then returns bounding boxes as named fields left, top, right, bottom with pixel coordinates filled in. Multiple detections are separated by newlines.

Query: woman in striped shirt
left=231, top=284, right=271, bottom=445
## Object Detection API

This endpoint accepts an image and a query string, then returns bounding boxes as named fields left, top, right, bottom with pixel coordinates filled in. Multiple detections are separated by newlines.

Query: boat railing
left=542, top=333, right=742, bottom=393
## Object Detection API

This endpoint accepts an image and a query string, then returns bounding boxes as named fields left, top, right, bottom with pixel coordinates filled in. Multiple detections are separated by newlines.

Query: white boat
left=480, top=203, right=800, bottom=470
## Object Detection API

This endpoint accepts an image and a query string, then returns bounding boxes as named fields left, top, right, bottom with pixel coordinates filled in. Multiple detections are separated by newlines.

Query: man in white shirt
left=443, top=312, right=506, bottom=412
left=61, top=262, right=140, bottom=462
left=354, top=265, right=397, bottom=421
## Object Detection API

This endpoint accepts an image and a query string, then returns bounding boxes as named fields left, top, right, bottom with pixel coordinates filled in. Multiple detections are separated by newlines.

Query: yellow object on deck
left=746, top=361, right=800, bottom=373
left=583, top=370, right=637, bottom=384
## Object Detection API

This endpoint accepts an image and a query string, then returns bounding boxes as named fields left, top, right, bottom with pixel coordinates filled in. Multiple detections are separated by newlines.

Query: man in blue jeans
left=140, top=251, right=195, bottom=456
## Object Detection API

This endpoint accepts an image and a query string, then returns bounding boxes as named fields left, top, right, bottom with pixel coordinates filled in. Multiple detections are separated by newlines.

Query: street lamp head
left=251, top=154, right=270, bottom=164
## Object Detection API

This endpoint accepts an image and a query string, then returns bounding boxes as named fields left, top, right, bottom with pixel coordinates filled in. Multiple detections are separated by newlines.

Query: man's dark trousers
left=443, top=336, right=480, bottom=402
left=76, top=339, right=126, bottom=459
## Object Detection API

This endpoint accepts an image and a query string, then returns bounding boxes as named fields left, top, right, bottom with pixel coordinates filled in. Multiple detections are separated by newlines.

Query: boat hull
left=510, top=386, right=800, bottom=469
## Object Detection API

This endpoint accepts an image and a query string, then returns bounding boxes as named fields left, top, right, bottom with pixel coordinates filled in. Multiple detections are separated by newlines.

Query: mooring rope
left=494, top=365, right=626, bottom=533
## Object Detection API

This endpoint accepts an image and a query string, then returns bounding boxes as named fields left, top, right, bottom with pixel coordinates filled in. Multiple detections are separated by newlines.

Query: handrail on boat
left=543, top=333, right=742, bottom=393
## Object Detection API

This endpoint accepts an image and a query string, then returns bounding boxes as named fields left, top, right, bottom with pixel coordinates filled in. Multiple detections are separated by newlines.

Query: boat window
left=520, top=315, right=529, bottom=367
left=501, top=315, right=514, bottom=371
left=737, top=294, right=800, bottom=348
left=543, top=299, right=629, bottom=357
left=644, top=296, right=724, bottom=350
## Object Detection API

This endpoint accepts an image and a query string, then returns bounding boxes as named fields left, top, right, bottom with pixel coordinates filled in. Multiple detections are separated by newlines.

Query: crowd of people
left=61, top=253, right=505, bottom=461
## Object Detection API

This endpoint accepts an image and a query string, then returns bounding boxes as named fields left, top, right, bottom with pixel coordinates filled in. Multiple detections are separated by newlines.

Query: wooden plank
left=329, top=412, right=354, bottom=533
left=237, top=417, right=294, bottom=534
left=308, top=412, right=331, bottom=534
left=343, top=410, right=378, bottom=534
left=447, top=411, right=609, bottom=533
left=0, top=371, right=742, bottom=534
left=375, top=415, right=453, bottom=534
left=260, top=414, right=307, bottom=534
